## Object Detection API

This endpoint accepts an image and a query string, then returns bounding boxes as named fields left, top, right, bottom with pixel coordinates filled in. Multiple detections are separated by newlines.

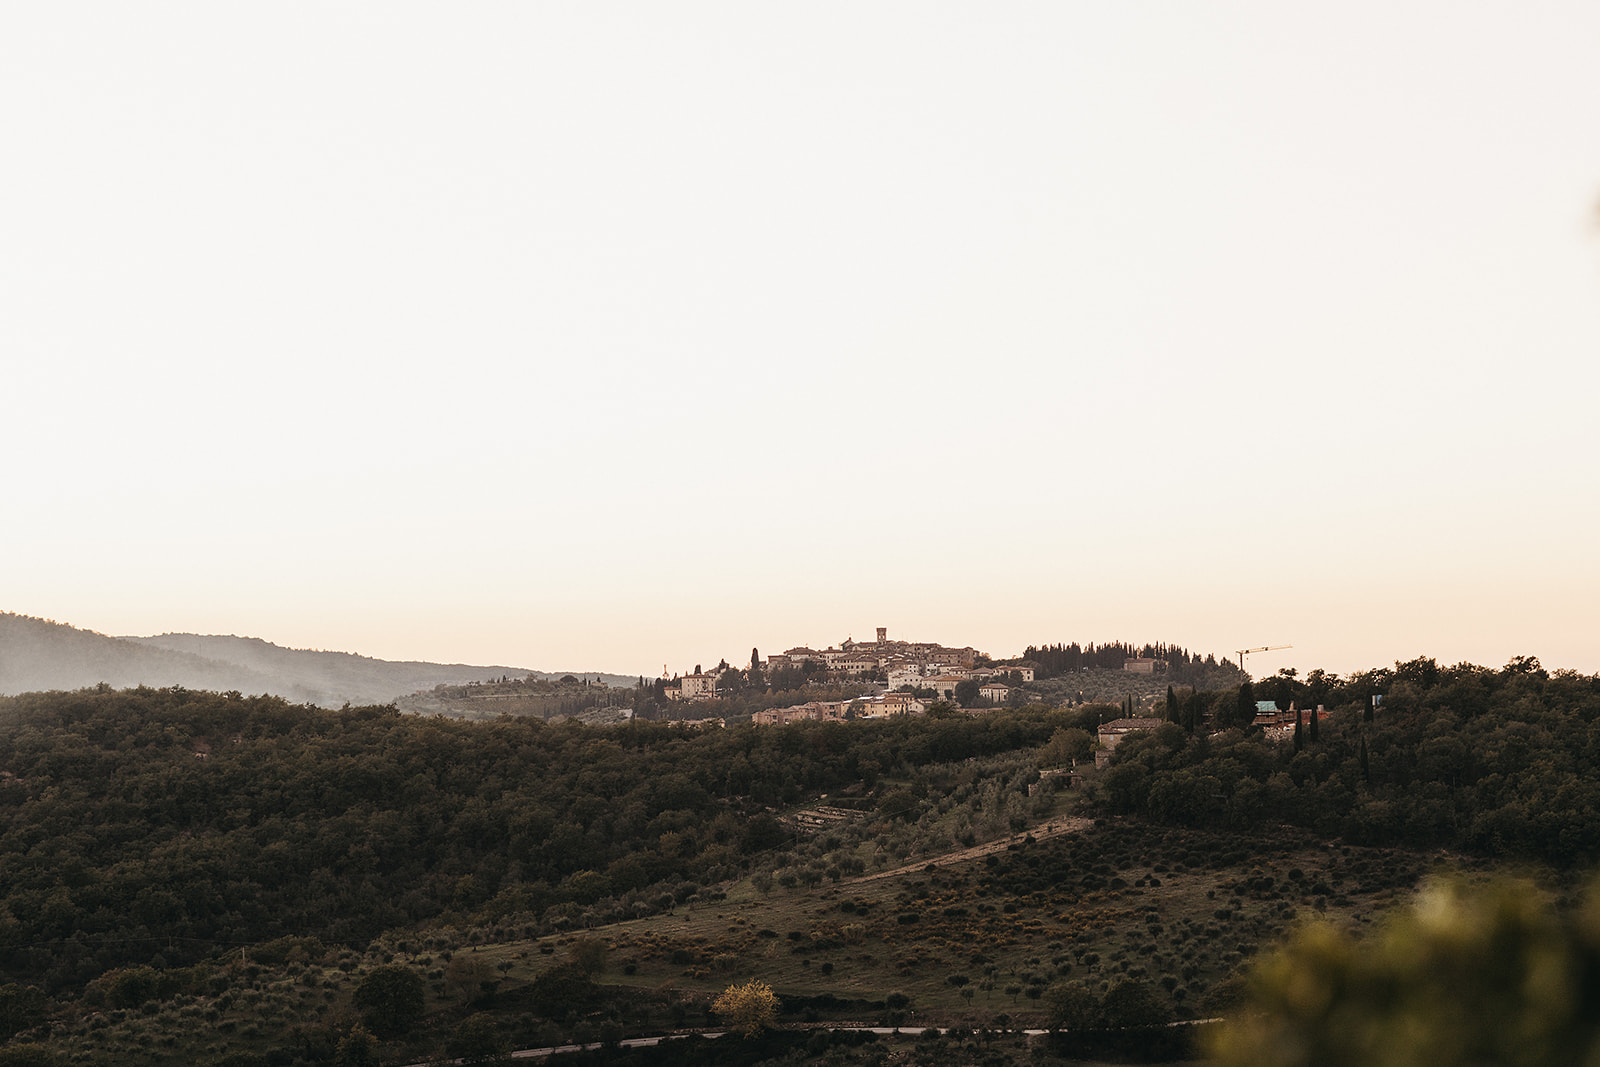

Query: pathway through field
left=844, top=815, right=1092, bottom=885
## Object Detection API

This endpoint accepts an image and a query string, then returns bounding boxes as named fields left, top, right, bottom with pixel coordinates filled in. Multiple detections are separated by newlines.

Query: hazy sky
left=6, top=3, right=1599, bottom=680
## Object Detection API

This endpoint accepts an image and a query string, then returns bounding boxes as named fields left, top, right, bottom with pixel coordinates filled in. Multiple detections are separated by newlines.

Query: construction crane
left=1236, top=645, right=1292, bottom=675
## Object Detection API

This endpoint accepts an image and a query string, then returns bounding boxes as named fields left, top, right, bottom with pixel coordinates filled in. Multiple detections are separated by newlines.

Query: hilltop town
left=651, top=627, right=1177, bottom=727
left=663, top=627, right=1010, bottom=701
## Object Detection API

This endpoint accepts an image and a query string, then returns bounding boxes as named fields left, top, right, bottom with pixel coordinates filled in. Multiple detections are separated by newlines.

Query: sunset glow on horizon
left=5, top=3, right=1598, bottom=683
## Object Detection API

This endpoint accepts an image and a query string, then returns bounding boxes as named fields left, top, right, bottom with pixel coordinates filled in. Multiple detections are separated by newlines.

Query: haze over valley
left=0, top=613, right=629, bottom=708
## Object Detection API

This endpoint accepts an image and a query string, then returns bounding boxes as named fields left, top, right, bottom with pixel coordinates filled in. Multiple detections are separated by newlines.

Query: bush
left=713, top=979, right=779, bottom=1038
left=351, top=965, right=424, bottom=1038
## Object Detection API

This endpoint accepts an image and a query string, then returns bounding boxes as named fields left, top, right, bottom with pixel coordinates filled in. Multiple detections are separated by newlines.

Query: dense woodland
left=1098, top=657, right=1600, bottom=868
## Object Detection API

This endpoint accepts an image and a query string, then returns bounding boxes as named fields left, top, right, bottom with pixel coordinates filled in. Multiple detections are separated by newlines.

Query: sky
left=5, top=3, right=1599, bottom=681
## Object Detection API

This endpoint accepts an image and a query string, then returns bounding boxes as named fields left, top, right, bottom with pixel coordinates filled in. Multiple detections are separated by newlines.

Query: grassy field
left=421, top=770, right=1506, bottom=1061
left=558, top=820, right=1484, bottom=1021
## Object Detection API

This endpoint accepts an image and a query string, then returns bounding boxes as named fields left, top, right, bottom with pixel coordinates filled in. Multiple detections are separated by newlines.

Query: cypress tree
left=1235, top=682, right=1257, bottom=730
left=1309, top=705, right=1320, bottom=743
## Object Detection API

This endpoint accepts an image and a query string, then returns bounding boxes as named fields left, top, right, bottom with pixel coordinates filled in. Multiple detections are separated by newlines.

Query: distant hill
left=0, top=614, right=295, bottom=698
left=0, top=613, right=634, bottom=707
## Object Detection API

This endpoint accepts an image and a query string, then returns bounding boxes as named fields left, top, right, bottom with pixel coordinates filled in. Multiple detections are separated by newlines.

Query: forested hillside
left=1097, top=657, right=1600, bottom=868
left=0, top=686, right=1060, bottom=995
left=3, top=657, right=1599, bottom=1065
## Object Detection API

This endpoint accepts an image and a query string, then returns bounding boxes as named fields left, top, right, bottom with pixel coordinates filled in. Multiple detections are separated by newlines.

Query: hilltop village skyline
left=662, top=627, right=990, bottom=701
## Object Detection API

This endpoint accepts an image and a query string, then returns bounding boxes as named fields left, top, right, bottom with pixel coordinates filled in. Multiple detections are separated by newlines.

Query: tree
left=333, top=1027, right=380, bottom=1067
left=352, top=965, right=425, bottom=1038
left=713, top=979, right=779, bottom=1038
left=954, top=679, right=980, bottom=707
left=568, top=936, right=608, bottom=976
left=446, top=954, right=492, bottom=1002
left=0, top=985, right=46, bottom=1042
left=1211, top=878, right=1600, bottom=1067
left=1183, top=689, right=1201, bottom=734
left=99, top=966, right=158, bottom=1009
left=1213, top=682, right=1257, bottom=731
left=1046, top=980, right=1101, bottom=1030
left=1040, top=727, right=1091, bottom=767
left=0, top=1046, right=58, bottom=1067
left=1099, top=978, right=1171, bottom=1028
left=447, top=1013, right=511, bottom=1065
left=529, top=963, right=597, bottom=1020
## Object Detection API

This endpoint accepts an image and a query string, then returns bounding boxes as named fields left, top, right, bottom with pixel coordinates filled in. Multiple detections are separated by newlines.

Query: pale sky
left=5, top=3, right=1599, bottom=681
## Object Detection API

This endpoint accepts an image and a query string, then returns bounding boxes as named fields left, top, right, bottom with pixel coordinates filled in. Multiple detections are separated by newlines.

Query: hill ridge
left=0, top=613, right=631, bottom=707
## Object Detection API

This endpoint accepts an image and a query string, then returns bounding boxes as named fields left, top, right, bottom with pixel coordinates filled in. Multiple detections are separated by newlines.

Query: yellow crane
left=1236, top=645, right=1292, bottom=674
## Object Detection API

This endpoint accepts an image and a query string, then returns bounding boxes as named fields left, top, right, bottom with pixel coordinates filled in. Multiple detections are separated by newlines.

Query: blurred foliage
left=1212, top=877, right=1600, bottom=1067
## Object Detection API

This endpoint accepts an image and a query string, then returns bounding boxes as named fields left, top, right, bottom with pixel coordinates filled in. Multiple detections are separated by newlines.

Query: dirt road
left=844, top=816, right=1092, bottom=885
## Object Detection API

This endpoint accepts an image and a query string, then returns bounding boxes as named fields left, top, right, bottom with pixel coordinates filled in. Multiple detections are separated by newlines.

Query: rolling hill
left=0, top=613, right=630, bottom=706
